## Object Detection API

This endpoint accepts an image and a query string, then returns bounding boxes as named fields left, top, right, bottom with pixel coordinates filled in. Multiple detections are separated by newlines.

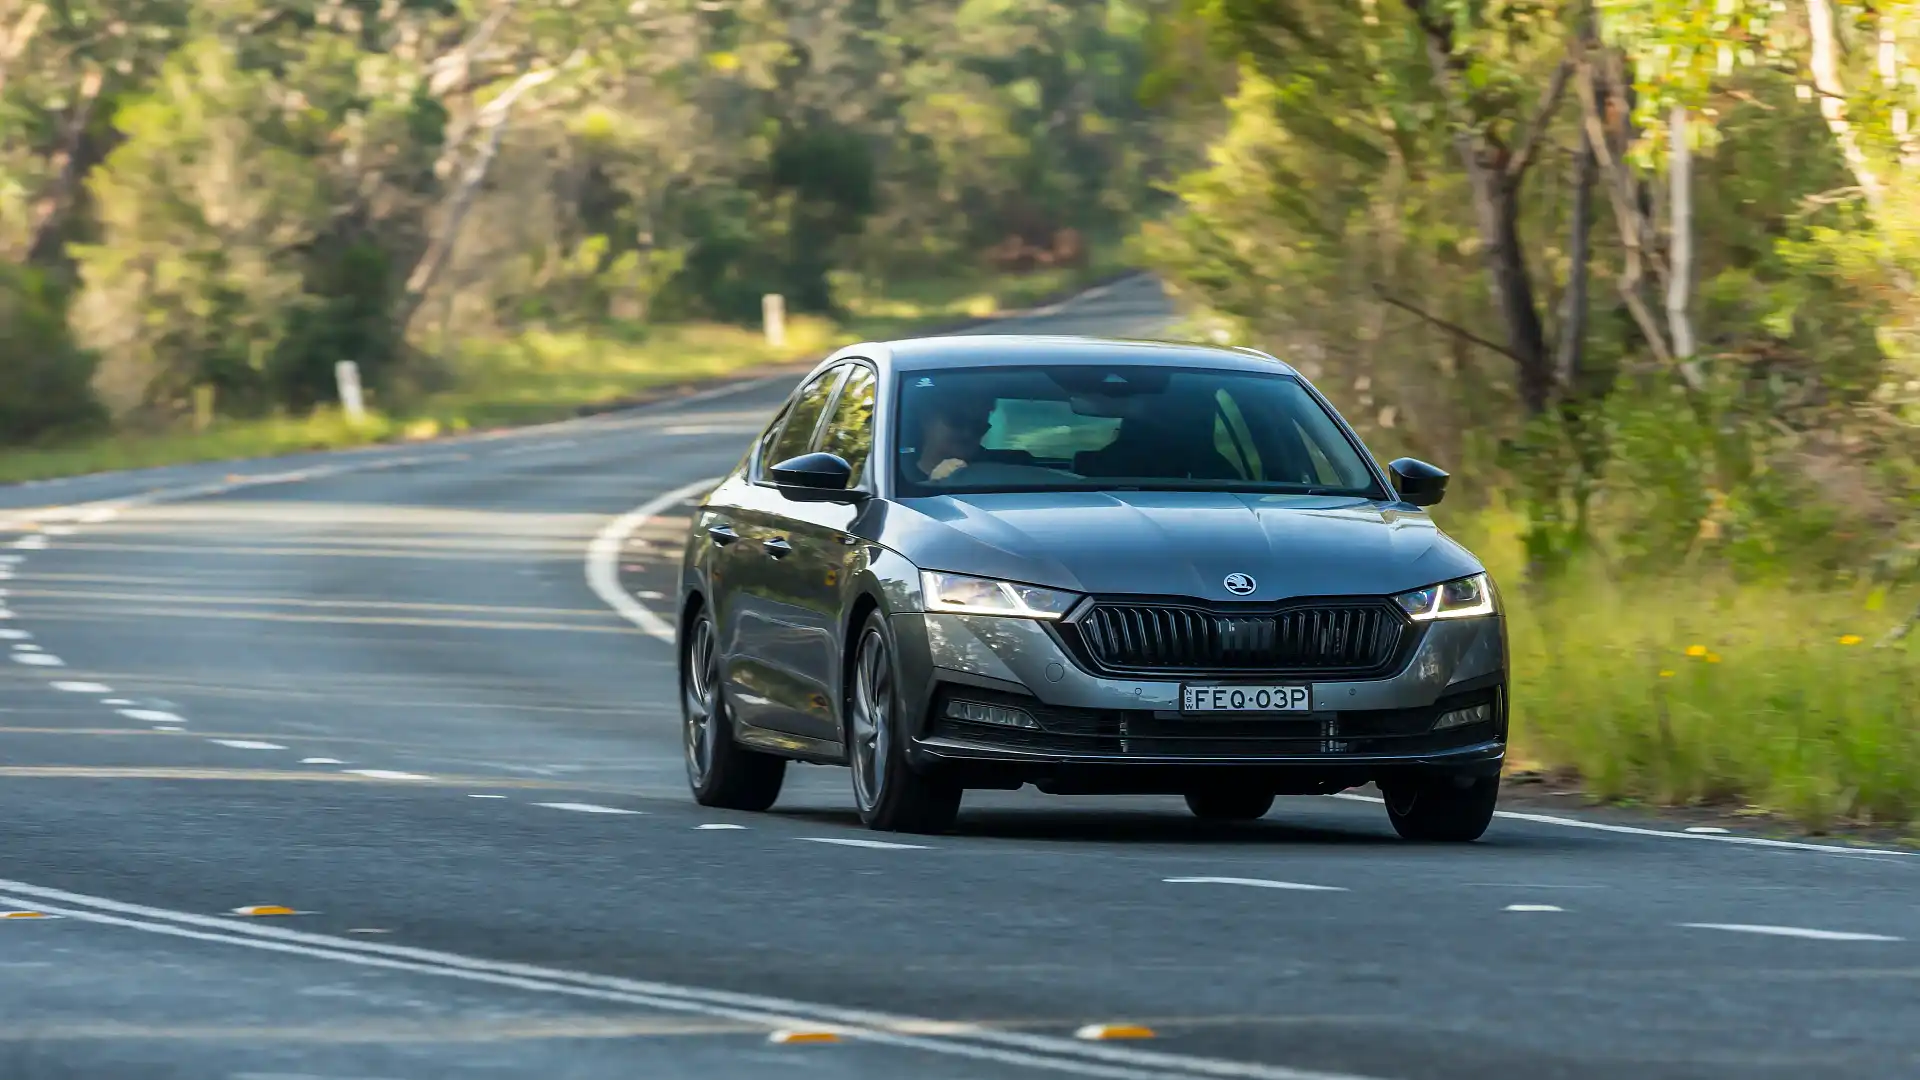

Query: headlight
left=920, top=571, right=1081, bottom=620
left=1393, top=573, right=1496, bottom=621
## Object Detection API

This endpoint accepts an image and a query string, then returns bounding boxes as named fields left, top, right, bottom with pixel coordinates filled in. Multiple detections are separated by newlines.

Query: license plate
left=1181, top=685, right=1312, bottom=713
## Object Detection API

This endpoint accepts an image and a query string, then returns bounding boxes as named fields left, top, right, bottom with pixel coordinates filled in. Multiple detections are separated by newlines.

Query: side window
left=766, top=368, right=844, bottom=468
left=818, top=365, right=877, bottom=482
left=752, top=404, right=792, bottom=477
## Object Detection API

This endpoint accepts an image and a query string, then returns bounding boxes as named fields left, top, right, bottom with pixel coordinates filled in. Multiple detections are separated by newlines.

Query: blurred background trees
left=3, top=0, right=1916, bottom=587
left=1144, top=0, right=1919, bottom=586
left=2, top=0, right=1169, bottom=432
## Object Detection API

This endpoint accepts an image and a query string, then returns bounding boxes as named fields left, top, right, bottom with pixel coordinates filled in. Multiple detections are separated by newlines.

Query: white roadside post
left=334, top=360, right=367, bottom=425
left=762, top=293, right=786, bottom=349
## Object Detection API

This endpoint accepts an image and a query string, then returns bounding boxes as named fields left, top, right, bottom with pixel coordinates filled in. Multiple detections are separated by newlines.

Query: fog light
left=1432, top=702, right=1492, bottom=731
left=946, top=699, right=1040, bottom=729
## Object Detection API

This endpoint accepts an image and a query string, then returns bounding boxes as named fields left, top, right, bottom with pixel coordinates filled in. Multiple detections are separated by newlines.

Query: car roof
left=831, top=335, right=1301, bottom=378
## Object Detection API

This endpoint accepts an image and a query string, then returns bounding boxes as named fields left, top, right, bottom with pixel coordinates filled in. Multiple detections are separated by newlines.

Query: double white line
left=0, top=876, right=1381, bottom=1080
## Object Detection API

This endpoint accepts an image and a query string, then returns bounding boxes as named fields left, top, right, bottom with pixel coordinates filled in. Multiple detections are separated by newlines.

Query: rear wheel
left=1183, top=789, right=1276, bottom=822
left=847, top=611, right=962, bottom=834
left=1382, top=775, right=1498, bottom=842
left=683, top=608, right=785, bottom=811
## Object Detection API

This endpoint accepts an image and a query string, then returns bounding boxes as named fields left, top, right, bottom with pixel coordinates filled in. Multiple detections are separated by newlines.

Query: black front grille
left=1073, top=601, right=1407, bottom=675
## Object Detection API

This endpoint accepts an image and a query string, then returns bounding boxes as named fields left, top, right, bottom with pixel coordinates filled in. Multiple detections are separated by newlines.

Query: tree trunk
left=394, top=63, right=561, bottom=334
left=1555, top=119, right=1596, bottom=394
left=1480, top=178, right=1553, bottom=412
left=0, top=2, right=47, bottom=99
left=1403, top=0, right=1554, bottom=414
left=1805, top=0, right=1886, bottom=213
left=1666, top=104, right=1696, bottom=366
left=21, top=65, right=104, bottom=265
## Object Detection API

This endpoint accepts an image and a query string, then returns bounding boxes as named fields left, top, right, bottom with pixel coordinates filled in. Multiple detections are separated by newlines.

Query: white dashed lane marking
left=0, top=628, right=31, bottom=639
left=299, top=757, right=344, bottom=765
left=696, top=823, right=748, bottom=831
left=210, top=740, right=288, bottom=751
left=799, top=837, right=928, bottom=851
left=117, top=709, right=186, bottom=724
left=533, top=802, right=646, bottom=815
left=12, top=653, right=63, bottom=666
left=51, top=681, right=113, bottom=693
left=1163, top=877, right=1347, bottom=893
left=1504, top=904, right=1565, bottom=913
left=11, top=535, right=48, bottom=550
left=343, top=769, right=432, bottom=781
left=1682, top=923, right=1903, bottom=942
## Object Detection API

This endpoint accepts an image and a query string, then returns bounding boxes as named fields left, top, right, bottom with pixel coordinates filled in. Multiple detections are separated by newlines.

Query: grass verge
left=0, top=255, right=1128, bottom=485
left=1457, top=508, right=1920, bottom=835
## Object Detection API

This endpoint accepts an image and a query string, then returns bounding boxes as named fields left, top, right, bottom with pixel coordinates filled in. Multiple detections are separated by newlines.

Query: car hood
left=887, top=491, right=1483, bottom=603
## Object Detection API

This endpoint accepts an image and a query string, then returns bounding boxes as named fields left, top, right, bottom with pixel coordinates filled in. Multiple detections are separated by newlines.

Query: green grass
left=1458, top=508, right=1920, bottom=833
left=0, top=256, right=1127, bottom=485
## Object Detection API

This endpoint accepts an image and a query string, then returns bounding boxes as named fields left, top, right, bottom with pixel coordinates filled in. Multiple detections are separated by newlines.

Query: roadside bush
left=0, top=265, right=103, bottom=443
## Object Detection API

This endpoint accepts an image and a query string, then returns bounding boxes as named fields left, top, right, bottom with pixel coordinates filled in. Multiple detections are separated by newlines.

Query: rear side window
left=818, top=365, right=877, bottom=482
left=766, top=368, right=844, bottom=467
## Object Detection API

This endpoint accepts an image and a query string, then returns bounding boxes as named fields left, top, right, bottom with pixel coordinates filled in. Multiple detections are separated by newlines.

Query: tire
left=682, top=607, right=786, bottom=811
left=1183, top=788, right=1276, bottom=822
left=1383, top=775, right=1498, bottom=842
left=846, top=611, right=962, bottom=834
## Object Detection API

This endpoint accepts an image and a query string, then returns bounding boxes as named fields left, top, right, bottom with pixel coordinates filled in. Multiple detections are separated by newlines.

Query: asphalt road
left=1, top=275, right=1916, bottom=1080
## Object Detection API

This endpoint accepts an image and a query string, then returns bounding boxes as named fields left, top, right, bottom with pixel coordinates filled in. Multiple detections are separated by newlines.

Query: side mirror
left=770, top=452, right=864, bottom=502
left=1387, top=457, right=1449, bottom=507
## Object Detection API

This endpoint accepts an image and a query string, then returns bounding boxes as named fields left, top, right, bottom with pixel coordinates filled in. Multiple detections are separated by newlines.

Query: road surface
left=1, top=275, right=1915, bottom=1080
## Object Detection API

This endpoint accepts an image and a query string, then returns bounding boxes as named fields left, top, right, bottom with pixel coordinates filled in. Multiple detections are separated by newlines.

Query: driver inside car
left=905, top=392, right=994, bottom=482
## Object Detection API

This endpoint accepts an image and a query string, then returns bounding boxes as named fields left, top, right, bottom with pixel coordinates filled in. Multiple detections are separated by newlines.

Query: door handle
left=707, top=524, right=739, bottom=546
left=762, top=537, right=793, bottom=558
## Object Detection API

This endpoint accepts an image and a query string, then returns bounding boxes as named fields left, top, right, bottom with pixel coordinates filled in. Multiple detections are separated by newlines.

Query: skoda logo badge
left=1223, top=572, right=1256, bottom=596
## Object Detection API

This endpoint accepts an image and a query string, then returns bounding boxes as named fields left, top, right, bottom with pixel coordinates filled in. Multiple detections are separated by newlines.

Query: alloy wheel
left=850, top=628, right=892, bottom=811
left=684, top=615, right=720, bottom=787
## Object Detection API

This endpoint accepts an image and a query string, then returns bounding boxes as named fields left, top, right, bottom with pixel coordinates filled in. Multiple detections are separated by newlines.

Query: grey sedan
left=675, top=336, right=1507, bottom=838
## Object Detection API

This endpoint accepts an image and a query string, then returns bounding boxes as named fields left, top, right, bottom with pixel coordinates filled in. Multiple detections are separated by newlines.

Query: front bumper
left=890, top=611, right=1507, bottom=794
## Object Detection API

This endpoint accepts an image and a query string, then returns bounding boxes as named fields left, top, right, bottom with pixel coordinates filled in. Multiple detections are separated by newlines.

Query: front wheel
left=1382, top=775, right=1498, bottom=842
left=1183, top=789, right=1276, bottom=822
left=846, top=611, right=961, bottom=834
left=683, top=608, right=785, bottom=811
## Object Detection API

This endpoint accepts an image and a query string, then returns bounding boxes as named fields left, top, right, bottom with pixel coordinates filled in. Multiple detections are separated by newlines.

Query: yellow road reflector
left=2, top=911, right=55, bottom=919
left=231, top=904, right=299, bottom=917
left=1074, top=1023, right=1156, bottom=1041
left=767, top=1029, right=841, bottom=1045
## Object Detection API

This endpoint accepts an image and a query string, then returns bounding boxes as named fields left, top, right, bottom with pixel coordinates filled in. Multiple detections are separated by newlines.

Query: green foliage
left=0, top=265, right=102, bottom=441
left=1, top=0, right=1172, bottom=440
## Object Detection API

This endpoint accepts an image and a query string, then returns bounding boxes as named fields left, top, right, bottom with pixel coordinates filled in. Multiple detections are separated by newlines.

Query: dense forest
left=1, top=0, right=1172, bottom=437
left=3, top=1, right=1919, bottom=821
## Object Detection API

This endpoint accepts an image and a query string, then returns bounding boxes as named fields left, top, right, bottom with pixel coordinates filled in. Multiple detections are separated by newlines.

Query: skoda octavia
left=675, top=336, right=1506, bottom=838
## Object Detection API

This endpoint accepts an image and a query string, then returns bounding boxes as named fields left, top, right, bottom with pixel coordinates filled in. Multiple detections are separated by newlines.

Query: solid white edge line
left=1326, top=793, right=1917, bottom=858
left=0, top=879, right=1381, bottom=1080
left=585, top=476, right=721, bottom=643
left=1681, top=923, right=1902, bottom=942
left=1163, top=877, right=1346, bottom=893
left=533, top=802, right=646, bottom=815
left=799, top=836, right=929, bottom=851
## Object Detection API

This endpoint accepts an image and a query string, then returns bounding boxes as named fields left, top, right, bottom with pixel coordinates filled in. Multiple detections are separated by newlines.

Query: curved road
left=1, top=276, right=1915, bottom=1080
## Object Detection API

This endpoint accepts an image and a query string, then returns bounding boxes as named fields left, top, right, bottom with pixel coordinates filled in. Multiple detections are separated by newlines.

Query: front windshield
left=892, top=363, right=1386, bottom=498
